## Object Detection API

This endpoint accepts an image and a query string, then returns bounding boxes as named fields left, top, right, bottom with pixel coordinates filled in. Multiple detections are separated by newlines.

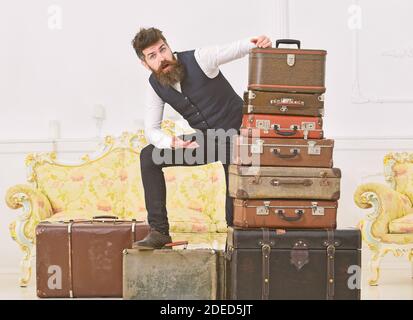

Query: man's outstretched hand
left=250, top=35, right=272, bottom=48
left=171, top=136, right=200, bottom=149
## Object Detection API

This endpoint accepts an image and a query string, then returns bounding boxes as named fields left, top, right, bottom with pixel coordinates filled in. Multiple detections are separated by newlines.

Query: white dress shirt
left=144, top=37, right=257, bottom=149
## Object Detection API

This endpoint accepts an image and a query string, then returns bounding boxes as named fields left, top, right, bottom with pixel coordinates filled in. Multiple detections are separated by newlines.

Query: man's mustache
left=158, top=59, right=178, bottom=72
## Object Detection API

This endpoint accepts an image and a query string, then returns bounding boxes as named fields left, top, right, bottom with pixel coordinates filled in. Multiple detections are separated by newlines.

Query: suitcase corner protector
left=235, top=189, right=249, bottom=199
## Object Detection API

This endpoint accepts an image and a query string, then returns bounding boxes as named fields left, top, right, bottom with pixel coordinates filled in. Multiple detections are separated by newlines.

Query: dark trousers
left=140, top=131, right=235, bottom=235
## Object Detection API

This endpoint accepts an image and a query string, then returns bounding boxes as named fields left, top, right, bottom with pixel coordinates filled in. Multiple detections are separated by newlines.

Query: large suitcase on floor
left=36, top=217, right=150, bottom=298
left=233, top=199, right=337, bottom=229
left=225, top=227, right=361, bottom=300
left=241, top=114, right=323, bottom=139
left=248, top=39, right=326, bottom=94
left=231, top=135, right=334, bottom=167
left=123, top=249, right=226, bottom=300
left=228, top=165, right=341, bottom=200
left=243, top=90, right=324, bottom=117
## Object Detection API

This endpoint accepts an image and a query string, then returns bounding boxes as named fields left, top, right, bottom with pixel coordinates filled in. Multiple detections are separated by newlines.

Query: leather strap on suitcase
left=325, top=229, right=339, bottom=300
left=260, top=228, right=273, bottom=300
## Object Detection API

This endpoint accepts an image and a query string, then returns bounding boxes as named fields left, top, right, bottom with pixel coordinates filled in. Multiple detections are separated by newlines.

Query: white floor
left=0, top=268, right=412, bottom=300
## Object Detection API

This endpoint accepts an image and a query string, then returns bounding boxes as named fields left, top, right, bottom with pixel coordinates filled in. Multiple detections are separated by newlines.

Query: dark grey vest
left=149, top=50, right=243, bottom=132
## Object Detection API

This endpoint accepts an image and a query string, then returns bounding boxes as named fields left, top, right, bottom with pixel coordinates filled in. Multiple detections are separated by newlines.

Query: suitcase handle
left=93, top=215, right=119, bottom=220
left=276, top=209, right=304, bottom=221
left=271, top=148, right=300, bottom=159
left=163, top=241, right=189, bottom=249
left=273, top=124, right=299, bottom=136
left=276, top=39, right=301, bottom=49
left=270, top=179, right=313, bottom=187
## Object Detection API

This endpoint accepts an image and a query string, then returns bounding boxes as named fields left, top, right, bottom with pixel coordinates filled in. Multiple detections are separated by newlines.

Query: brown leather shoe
left=132, top=229, right=172, bottom=250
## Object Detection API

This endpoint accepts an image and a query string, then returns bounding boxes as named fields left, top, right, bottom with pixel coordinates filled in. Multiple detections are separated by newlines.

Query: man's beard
left=152, top=57, right=185, bottom=87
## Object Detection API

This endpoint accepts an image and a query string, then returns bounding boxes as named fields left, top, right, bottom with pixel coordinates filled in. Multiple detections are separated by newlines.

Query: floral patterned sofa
left=354, top=152, right=413, bottom=285
left=5, top=120, right=228, bottom=286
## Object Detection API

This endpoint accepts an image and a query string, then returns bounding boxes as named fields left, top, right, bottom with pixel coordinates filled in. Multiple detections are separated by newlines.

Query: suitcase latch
left=290, top=240, right=309, bottom=271
left=287, top=54, right=295, bottom=67
left=307, top=141, right=321, bottom=155
left=256, top=201, right=271, bottom=216
left=256, top=119, right=271, bottom=132
left=280, top=106, right=288, bottom=112
left=247, top=104, right=254, bottom=113
left=251, top=139, right=264, bottom=154
left=248, top=90, right=256, bottom=100
left=302, top=122, right=315, bottom=130
left=311, top=202, right=325, bottom=216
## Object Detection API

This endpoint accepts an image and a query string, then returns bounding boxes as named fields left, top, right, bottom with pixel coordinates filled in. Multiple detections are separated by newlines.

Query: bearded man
left=132, top=27, right=272, bottom=249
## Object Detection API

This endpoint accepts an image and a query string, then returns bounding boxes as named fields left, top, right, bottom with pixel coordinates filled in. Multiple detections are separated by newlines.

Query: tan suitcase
left=123, top=249, right=226, bottom=300
left=231, top=135, right=334, bottom=168
left=228, top=165, right=341, bottom=200
left=36, top=217, right=149, bottom=298
left=233, top=199, right=337, bottom=229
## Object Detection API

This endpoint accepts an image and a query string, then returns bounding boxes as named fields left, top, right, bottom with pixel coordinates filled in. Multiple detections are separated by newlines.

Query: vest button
left=196, top=112, right=200, bottom=116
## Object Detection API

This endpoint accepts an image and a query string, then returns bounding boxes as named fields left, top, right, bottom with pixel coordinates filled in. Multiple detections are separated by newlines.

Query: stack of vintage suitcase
left=34, top=39, right=361, bottom=301
left=227, top=39, right=361, bottom=300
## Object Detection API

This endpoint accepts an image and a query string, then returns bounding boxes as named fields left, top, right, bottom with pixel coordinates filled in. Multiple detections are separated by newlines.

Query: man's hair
left=132, top=27, right=167, bottom=60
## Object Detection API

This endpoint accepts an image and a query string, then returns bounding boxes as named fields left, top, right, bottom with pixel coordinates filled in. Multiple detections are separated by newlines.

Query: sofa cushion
left=389, top=213, right=413, bottom=234
left=393, top=163, right=413, bottom=204
left=170, top=232, right=227, bottom=250
left=35, top=149, right=127, bottom=216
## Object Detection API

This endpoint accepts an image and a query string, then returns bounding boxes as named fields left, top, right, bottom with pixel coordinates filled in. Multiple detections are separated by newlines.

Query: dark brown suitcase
left=229, top=165, right=341, bottom=200
left=243, top=90, right=324, bottom=117
left=241, top=114, right=323, bottom=140
left=233, top=199, right=337, bottom=229
left=36, top=217, right=150, bottom=298
left=231, top=135, right=334, bottom=167
left=225, top=227, right=361, bottom=300
left=248, top=39, right=326, bottom=94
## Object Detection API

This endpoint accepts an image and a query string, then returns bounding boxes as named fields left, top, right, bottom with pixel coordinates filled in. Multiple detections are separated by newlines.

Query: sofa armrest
left=354, top=182, right=412, bottom=240
left=5, top=184, right=53, bottom=242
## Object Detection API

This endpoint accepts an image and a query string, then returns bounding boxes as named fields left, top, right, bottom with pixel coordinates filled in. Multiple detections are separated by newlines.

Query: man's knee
left=140, top=144, right=156, bottom=169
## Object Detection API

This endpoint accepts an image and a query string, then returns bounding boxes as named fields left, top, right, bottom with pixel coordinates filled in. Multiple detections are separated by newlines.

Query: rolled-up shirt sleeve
left=144, top=81, right=173, bottom=149
left=194, top=37, right=257, bottom=78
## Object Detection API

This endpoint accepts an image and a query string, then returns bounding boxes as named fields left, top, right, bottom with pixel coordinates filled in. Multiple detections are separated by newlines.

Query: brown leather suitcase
left=243, top=90, right=324, bottom=117
left=231, top=135, right=334, bottom=167
left=233, top=199, right=337, bottom=229
left=248, top=39, right=326, bottom=94
left=225, top=227, right=361, bottom=300
left=241, top=114, right=323, bottom=139
left=228, top=165, right=341, bottom=200
left=36, top=217, right=150, bottom=298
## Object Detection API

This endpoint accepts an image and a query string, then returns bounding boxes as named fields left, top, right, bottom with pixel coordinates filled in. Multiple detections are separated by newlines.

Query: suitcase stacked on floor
left=36, top=217, right=150, bottom=298
left=227, top=39, right=361, bottom=300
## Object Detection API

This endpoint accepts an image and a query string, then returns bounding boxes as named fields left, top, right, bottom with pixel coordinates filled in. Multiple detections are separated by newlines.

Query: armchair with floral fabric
left=5, top=120, right=228, bottom=286
left=354, top=152, right=413, bottom=285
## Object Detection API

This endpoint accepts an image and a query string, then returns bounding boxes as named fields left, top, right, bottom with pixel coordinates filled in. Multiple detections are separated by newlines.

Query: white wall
left=1, top=0, right=413, bottom=273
